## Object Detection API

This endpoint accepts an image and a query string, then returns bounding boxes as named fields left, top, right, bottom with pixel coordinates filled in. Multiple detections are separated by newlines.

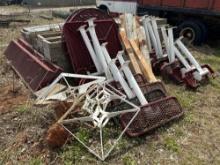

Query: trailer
left=97, top=0, right=220, bottom=45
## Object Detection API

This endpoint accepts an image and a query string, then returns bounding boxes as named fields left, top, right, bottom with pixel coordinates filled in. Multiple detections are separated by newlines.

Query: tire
left=194, top=20, right=208, bottom=43
left=176, top=20, right=203, bottom=45
left=98, top=5, right=109, bottom=13
left=6, top=0, right=12, bottom=5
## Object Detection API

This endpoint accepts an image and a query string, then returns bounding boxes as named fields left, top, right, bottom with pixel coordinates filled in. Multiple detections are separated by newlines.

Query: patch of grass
left=116, top=136, right=129, bottom=150
left=60, top=143, right=89, bottom=165
left=0, top=151, right=10, bottom=164
left=75, top=128, right=90, bottom=143
left=16, top=105, right=29, bottom=113
left=209, top=79, right=220, bottom=91
left=164, top=137, right=180, bottom=153
left=60, top=128, right=91, bottom=164
left=29, top=157, right=44, bottom=165
left=181, top=151, right=207, bottom=165
left=61, top=145, right=82, bottom=164
left=175, top=127, right=184, bottom=138
left=173, top=90, right=197, bottom=110
left=122, top=155, right=137, bottom=165
left=201, top=59, right=220, bottom=71
left=183, top=112, right=195, bottom=124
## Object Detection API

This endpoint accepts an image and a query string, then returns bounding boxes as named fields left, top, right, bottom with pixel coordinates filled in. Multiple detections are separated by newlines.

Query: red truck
left=97, top=0, right=220, bottom=44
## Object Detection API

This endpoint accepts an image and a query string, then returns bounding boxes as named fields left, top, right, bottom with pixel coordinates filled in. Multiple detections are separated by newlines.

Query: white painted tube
left=117, top=52, right=148, bottom=105
left=137, top=26, right=150, bottom=59
left=145, top=18, right=160, bottom=57
left=168, top=28, right=175, bottom=63
left=124, top=13, right=137, bottom=40
left=161, top=26, right=170, bottom=58
left=100, top=45, right=135, bottom=99
left=174, top=46, right=192, bottom=70
left=176, top=39, right=204, bottom=73
left=141, top=16, right=152, bottom=52
left=87, top=21, right=112, bottom=79
left=78, top=25, right=103, bottom=73
left=151, top=18, right=163, bottom=58
left=101, top=43, right=112, bottom=64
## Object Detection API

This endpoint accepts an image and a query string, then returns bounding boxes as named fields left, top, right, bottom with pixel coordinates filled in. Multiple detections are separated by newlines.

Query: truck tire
left=177, top=21, right=203, bottom=45
left=98, top=5, right=109, bottom=13
left=194, top=20, right=208, bottom=43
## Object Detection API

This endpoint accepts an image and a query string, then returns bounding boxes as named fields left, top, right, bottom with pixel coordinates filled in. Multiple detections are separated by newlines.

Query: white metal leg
left=151, top=18, right=163, bottom=58
left=176, top=38, right=209, bottom=80
left=101, top=44, right=135, bottom=99
left=117, top=51, right=148, bottom=105
left=141, top=16, right=152, bottom=52
left=78, top=25, right=103, bottom=73
left=87, top=19, right=112, bottom=79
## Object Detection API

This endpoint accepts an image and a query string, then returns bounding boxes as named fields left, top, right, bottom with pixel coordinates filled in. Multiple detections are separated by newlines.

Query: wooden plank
left=129, top=39, right=157, bottom=83
left=119, top=14, right=125, bottom=29
left=119, top=29, right=142, bottom=75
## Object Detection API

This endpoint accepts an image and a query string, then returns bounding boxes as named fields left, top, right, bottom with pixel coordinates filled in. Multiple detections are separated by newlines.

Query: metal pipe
left=78, top=25, right=103, bottom=73
left=144, top=17, right=160, bottom=58
left=176, top=38, right=205, bottom=74
left=101, top=43, right=112, bottom=64
left=141, top=16, right=152, bottom=53
left=138, top=26, right=151, bottom=63
left=87, top=19, right=112, bottom=79
left=117, top=51, right=148, bottom=105
left=174, top=46, right=192, bottom=70
left=161, top=26, right=170, bottom=59
left=168, top=27, right=175, bottom=63
left=100, top=44, right=135, bottom=99
left=151, top=18, right=163, bottom=58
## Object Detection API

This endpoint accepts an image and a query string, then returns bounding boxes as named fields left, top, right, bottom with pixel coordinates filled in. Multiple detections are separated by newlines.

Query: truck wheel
left=98, top=5, right=109, bottom=13
left=177, top=21, right=203, bottom=45
left=194, top=20, right=208, bottom=43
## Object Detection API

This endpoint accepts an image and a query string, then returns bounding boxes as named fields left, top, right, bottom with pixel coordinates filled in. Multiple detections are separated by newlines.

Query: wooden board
left=129, top=39, right=157, bottom=83
left=119, top=29, right=142, bottom=75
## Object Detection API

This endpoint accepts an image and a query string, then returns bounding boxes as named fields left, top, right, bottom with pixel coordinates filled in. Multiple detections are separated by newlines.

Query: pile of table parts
left=41, top=10, right=183, bottom=160
left=5, top=8, right=216, bottom=161
left=139, top=16, right=215, bottom=88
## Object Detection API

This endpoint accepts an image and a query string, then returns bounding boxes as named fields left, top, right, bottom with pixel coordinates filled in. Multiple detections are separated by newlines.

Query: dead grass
left=0, top=8, right=220, bottom=165
left=0, top=5, right=27, bottom=15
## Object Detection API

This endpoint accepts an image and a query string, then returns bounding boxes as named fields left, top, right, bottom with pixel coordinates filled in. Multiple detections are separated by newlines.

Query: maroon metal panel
left=184, top=0, right=209, bottom=9
left=142, top=0, right=160, bottom=6
left=120, top=97, right=184, bottom=137
left=4, top=39, right=63, bottom=91
left=162, top=0, right=182, bottom=7
left=63, top=8, right=122, bottom=74
left=212, top=0, right=220, bottom=11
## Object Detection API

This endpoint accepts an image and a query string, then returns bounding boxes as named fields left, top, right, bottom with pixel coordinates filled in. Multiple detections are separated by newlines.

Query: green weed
left=16, top=105, right=29, bottom=113
left=122, top=155, right=137, bottom=165
left=164, top=137, right=180, bottom=152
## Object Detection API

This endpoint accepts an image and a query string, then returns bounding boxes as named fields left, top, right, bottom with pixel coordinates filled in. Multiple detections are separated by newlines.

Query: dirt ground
left=0, top=5, right=95, bottom=15
left=0, top=5, right=220, bottom=165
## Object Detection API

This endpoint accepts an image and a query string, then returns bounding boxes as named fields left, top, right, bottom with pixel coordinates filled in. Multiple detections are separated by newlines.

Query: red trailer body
left=138, top=0, right=220, bottom=14
left=140, top=0, right=214, bottom=10
left=136, top=0, right=220, bottom=44
left=97, top=0, right=220, bottom=44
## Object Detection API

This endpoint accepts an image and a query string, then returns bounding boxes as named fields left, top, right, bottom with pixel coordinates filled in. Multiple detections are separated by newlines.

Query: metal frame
left=35, top=73, right=106, bottom=104
left=58, top=83, right=140, bottom=161
left=160, top=26, right=213, bottom=87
